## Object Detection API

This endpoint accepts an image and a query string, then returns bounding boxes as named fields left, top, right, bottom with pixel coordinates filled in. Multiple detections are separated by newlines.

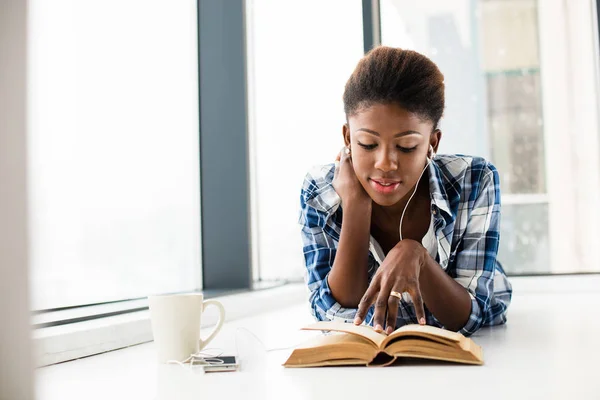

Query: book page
left=301, top=321, right=386, bottom=348
left=283, top=334, right=377, bottom=367
left=382, top=324, right=463, bottom=348
left=296, top=332, right=374, bottom=349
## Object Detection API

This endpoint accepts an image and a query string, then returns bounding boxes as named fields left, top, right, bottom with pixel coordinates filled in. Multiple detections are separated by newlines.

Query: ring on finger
left=390, top=290, right=402, bottom=299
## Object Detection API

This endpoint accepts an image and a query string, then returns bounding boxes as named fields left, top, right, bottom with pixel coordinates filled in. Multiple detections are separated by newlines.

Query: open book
left=283, top=321, right=483, bottom=367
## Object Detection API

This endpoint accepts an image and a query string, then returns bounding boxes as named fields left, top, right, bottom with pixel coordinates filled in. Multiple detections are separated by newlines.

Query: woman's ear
left=430, top=129, right=442, bottom=154
left=342, top=124, right=351, bottom=147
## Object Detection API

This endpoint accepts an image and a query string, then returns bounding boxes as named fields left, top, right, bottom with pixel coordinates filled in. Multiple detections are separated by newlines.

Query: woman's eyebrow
left=355, top=128, right=422, bottom=137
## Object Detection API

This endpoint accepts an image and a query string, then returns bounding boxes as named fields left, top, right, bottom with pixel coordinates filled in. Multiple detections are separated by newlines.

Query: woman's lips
left=370, top=179, right=401, bottom=194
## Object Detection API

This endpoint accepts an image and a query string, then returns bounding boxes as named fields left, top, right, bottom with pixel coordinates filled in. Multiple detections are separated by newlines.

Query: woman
left=299, top=46, right=512, bottom=336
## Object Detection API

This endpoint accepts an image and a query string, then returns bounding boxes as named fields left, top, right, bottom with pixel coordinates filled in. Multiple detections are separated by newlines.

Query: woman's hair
left=343, top=46, right=445, bottom=129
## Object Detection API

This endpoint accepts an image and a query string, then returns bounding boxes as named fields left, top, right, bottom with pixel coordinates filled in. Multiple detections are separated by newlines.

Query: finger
left=386, top=290, right=400, bottom=334
left=333, top=160, right=339, bottom=181
left=339, top=147, right=351, bottom=163
left=354, top=280, right=379, bottom=325
left=408, top=281, right=426, bottom=325
left=372, top=290, right=389, bottom=333
left=333, top=149, right=344, bottom=181
left=371, top=278, right=393, bottom=332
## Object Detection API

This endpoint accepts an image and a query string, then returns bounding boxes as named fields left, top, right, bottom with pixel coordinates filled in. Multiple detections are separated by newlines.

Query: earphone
left=428, top=144, right=436, bottom=160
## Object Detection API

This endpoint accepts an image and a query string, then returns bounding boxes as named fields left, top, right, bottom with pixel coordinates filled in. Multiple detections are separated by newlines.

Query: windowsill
left=32, top=280, right=291, bottom=329
left=33, top=274, right=600, bottom=367
left=33, top=282, right=308, bottom=367
left=36, top=275, right=600, bottom=400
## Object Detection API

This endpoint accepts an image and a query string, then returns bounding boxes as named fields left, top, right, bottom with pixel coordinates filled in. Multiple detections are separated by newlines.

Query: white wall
left=0, top=0, right=35, bottom=398
left=539, top=0, right=600, bottom=273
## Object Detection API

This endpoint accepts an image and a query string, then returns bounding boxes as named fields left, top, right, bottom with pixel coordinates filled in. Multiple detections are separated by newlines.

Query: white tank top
left=421, top=213, right=438, bottom=259
left=369, top=212, right=438, bottom=266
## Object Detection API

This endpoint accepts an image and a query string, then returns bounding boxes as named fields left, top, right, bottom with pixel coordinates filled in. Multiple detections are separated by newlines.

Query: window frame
left=1, top=0, right=35, bottom=395
left=30, top=0, right=600, bottom=366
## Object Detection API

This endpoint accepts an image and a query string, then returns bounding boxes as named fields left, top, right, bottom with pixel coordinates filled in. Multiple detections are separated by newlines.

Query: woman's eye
left=398, top=145, right=418, bottom=153
left=358, top=142, right=377, bottom=150
left=357, top=142, right=418, bottom=153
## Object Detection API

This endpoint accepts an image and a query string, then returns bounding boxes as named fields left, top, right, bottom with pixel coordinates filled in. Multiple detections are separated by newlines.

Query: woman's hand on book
left=353, top=239, right=427, bottom=334
left=333, top=147, right=371, bottom=208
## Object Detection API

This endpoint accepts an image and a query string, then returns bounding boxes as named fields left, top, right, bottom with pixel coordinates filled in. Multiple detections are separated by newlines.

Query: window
left=380, top=0, right=600, bottom=274
left=246, top=0, right=365, bottom=282
left=28, top=0, right=202, bottom=310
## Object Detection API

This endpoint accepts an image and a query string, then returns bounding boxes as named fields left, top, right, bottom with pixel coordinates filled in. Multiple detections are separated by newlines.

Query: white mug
left=148, top=293, right=225, bottom=363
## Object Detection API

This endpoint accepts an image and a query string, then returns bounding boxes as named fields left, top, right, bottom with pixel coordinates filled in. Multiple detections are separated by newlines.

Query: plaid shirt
left=298, top=154, right=512, bottom=337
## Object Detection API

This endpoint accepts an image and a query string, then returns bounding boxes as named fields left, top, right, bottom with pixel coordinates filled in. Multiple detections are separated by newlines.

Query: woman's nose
left=374, top=149, right=398, bottom=172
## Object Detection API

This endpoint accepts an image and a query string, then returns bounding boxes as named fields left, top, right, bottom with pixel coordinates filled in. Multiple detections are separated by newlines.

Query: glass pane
left=486, top=72, right=546, bottom=194
left=499, top=203, right=550, bottom=274
left=28, top=0, right=201, bottom=310
left=381, top=0, right=491, bottom=157
left=381, top=0, right=600, bottom=274
left=247, top=0, right=365, bottom=281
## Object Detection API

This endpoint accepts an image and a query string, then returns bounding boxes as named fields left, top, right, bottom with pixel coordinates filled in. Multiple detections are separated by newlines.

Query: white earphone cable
left=399, top=149, right=434, bottom=241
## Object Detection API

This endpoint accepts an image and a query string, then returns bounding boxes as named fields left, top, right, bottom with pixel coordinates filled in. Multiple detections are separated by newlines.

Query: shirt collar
left=305, top=163, right=342, bottom=216
left=427, top=159, right=455, bottom=222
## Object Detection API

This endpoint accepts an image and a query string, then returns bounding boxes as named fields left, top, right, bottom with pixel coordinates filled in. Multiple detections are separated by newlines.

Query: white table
left=36, top=276, right=600, bottom=400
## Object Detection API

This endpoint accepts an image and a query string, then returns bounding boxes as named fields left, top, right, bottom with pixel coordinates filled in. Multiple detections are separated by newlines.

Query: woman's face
left=343, top=103, right=441, bottom=208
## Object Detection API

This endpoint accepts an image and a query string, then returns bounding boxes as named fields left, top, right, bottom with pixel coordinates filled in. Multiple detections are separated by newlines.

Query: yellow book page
left=283, top=334, right=377, bottom=367
left=301, top=321, right=386, bottom=348
left=295, top=332, right=374, bottom=350
left=385, top=338, right=480, bottom=364
left=284, top=359, right=368, bottom=368
left=391, top=352, right=483, bottom=366
left=381, top=324, right=464, bottom=348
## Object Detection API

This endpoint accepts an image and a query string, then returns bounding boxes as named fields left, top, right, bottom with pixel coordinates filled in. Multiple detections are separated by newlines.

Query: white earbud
left=428, top=145, right=436, bottom=160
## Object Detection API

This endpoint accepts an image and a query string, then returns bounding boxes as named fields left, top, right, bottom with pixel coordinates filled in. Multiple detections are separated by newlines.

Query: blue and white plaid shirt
left=299, top=154, right=512, bottom=337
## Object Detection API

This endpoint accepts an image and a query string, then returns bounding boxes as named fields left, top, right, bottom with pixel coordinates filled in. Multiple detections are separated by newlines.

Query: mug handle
left=198, top=299, right=226, bottom=350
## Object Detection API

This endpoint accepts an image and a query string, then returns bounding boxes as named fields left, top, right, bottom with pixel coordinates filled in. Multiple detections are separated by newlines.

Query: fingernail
left=375, top=324, right=383, bottom=332
left=419, top=317, right=426, bottom=325
left=386, top=327, right=393, bottom=334
left=354, top=317, right=361, bottom=325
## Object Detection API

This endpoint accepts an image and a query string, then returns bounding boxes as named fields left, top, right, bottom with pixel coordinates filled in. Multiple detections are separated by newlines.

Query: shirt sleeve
left=452, top=163, right=512, bottom=336
left=298, top=179, right=364, bottom=323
